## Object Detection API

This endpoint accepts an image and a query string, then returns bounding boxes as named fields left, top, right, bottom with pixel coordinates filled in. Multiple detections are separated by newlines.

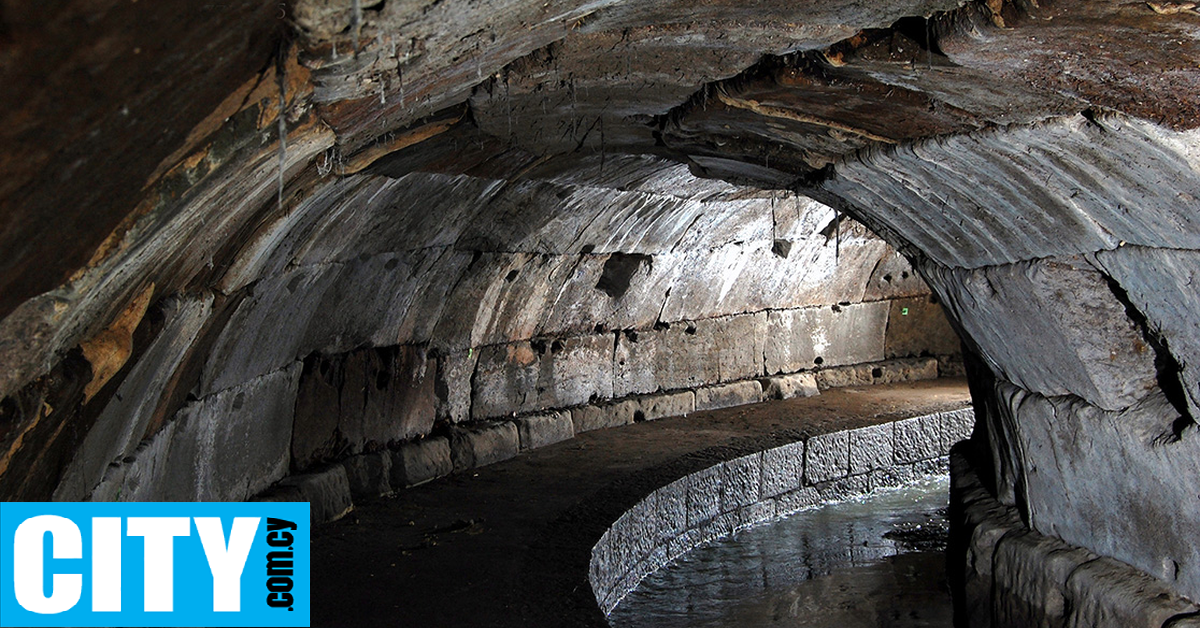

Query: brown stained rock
left=79, top=284, right=155, bottom=402
left=0, top=1, right=282, bottom=318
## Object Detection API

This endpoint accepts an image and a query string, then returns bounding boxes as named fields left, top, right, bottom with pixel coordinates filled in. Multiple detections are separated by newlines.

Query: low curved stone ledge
left=949, top=444, right=1200, bottom=628
left=589, top=407, right=975, bottom=615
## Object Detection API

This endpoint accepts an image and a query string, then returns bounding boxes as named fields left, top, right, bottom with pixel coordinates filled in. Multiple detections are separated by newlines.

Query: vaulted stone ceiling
left=2, top=0, right=1199, bottom=610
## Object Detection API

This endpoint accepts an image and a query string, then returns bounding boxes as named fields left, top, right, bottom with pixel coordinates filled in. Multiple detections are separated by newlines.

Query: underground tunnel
left=1, top=0, right=1200, bottom=626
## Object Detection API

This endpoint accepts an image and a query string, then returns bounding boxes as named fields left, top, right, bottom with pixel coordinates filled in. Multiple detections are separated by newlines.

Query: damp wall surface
left=8, top=165, right=960, bottom=506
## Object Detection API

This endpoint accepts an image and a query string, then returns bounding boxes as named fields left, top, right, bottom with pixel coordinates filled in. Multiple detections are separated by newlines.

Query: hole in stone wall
left=890, top=15, right=945, bottom=55
left=654, top=321, right=670, bottom=331
left=814, top=356, right=825, bottom=365
left=624, top=330, right=639, bottom=342
left=685, top=324, right=697, bottom=335
left=872, top=367, right=884, bottom=378
left=505, top=269, right=519, bottom=282
left=596, top=253, right=652, bottom=298
left=633, top=410, right=646, bottom=422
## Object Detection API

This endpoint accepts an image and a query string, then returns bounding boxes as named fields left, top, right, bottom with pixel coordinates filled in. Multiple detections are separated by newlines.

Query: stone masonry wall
left=41, top=165, right=960, bottom=504
left=590, top=407, right=975, bottom=615
left=949, top=444, right=1200, bottom=628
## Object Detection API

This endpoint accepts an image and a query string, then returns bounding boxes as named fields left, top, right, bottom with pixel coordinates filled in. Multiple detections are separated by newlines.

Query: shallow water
left=608, top=475, right=953, bottom=628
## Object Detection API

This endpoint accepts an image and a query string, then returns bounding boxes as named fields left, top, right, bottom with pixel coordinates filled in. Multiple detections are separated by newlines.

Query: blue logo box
left=0, top=502, right=309, bottom=627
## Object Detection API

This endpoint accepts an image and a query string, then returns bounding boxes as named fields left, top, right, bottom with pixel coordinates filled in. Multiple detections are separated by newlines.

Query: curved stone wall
left=590, top=407, right=974, bottom=615
left=950, top=444, right=1200, bottom=628
left=8, top=162, right=961, bottom=505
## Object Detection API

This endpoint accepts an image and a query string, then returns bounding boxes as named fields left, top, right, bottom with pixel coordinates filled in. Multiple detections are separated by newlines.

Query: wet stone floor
left=608, top=475, right=953, bottom=628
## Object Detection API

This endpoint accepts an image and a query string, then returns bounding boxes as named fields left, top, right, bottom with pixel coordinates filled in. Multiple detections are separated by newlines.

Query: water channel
left=608, top=475, right=953, bottom=628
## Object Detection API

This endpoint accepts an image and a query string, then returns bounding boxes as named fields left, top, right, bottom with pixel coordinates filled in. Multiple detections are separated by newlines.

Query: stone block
left=1095, top=247, right=1200, bottom=421
left=686, top=465, right=723, bottom=527
left=436, top=349, right=477, bottom=423
left=761, top=440, right=804, bottom=498
left=764, top=302, right=888, bottom=374
left=654, top=478, right=689, bottom=542
left=804, top=429, right=849, bottom=485
left=449, top=422, right=519, bottom=471
left=515, top=410, right=575, bottom=450
left=389, top=436, right=452, bottom=488
left=341, top=452, right=392, bottom=498
left=293, top=346, right=437, bottom=471
left=774, top=486, right=820, bottom=515
left=862, top=246, right=932, bottom=301
left=914, top=456, right=950, bottom=476
left=1065, top=557, right=1200, bottom=628
left=571, top=398, right=638, bottom=433
left=869, top=464, right=915, bottom=491
left=626, top=493, right=659, bottom=563
left=615, top=313, right=765, bottom=395
left=991, top=530, right=1097, bottom=628
left=56, top=294, right=212, bottom=502
left=923, top=256, right=1158, bottom=411
left=849, top=423, right=893, bottom=475
left=738, top=500, right=776, bottom=530
left=269, top=466, right=354, bottom=525
left=814, top=357, right=938, bottom=390
left=884, top=296, right=961, bottom=359
left=103, top=364, right=300, bottom=502
left=938, top=354, right=967, bottom=377
left=695, top=380, right=763, bottom=411
left=721, top=454, right=762, bottom=512
left=941, top=408, right=976, bottom=451
left=471, top=334, right=614, bottom=419
left=636, top=390, right=695, bottom=421
left=894, top=414, right=944, bottom=464
left=760, top=372, right=819, bottom=400
left=816, top=474, right=870, bottom=502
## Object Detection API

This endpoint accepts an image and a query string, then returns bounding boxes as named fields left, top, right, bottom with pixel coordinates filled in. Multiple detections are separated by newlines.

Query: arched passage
left=1, top=0, right=1198, bottom=624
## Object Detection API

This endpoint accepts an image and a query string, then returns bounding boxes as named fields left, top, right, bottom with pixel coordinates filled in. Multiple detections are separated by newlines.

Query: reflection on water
left=608, top=475, right=952, bottom=628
